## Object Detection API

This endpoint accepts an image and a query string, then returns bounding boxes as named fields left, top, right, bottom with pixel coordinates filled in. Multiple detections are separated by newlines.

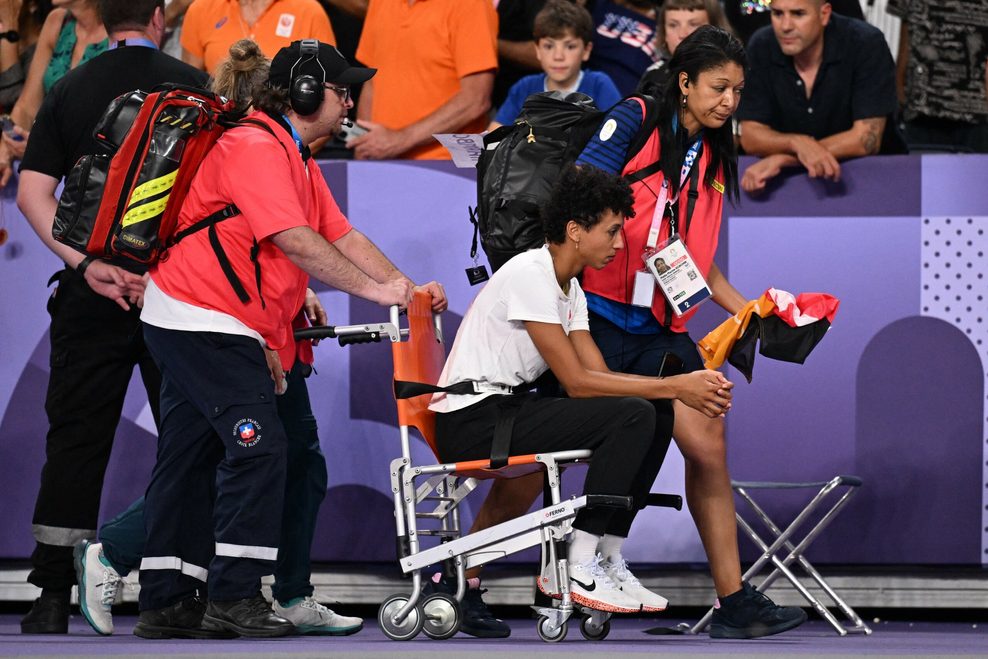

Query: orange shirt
left=356, top=0, right=498, bottom=160
left=181, top=0, right=336, bottom=75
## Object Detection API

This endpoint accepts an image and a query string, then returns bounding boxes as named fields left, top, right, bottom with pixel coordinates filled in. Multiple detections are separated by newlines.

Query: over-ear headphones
left=289, top=39, right=326, bottom=116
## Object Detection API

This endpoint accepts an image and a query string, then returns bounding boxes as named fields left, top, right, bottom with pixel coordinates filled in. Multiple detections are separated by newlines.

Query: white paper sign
left=433, top=133, right=485, bottom=168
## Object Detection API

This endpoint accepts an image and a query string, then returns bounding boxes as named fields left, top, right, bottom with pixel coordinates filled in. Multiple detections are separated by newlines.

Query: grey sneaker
left=74, top=541, right=123, bottom=635
left=273, top=596, right=363, bottom=636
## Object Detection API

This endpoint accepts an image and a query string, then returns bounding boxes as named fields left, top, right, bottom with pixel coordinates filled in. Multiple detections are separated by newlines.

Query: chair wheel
left=378, top=593, right=425, bottom=641
left=580, top=614, right=610, bottom=641
left=421, top=592, right=461, bottom=640
left=536, top=614, right=568, bottom=642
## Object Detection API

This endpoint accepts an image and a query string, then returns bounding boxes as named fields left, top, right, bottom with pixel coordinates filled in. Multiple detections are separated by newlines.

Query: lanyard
left=280, top=114, right=305, bottom=155
left=110, top=37, right=158, bottom=50
left=645, top=136, right=701, bottom=249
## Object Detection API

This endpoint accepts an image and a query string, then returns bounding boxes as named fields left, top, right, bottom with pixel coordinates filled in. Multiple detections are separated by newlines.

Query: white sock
left=597, top=534, right=626, bottom=564
left=567, top=529, right=601, bottom=566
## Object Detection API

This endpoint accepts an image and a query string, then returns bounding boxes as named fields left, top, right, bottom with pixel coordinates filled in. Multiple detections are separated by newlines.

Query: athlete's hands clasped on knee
left=669, top=370, right=734, bottom=418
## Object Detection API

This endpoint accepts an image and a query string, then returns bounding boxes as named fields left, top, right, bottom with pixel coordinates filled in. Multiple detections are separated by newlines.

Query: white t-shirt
left=429, top=246, right=589, bottom=414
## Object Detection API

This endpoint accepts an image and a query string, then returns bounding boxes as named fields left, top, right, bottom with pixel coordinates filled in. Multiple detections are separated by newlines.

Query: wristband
left=76, top=256, right=95, bottom=278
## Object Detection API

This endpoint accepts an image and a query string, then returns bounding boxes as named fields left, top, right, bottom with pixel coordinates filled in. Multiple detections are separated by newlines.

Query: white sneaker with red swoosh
left=568, top=554, right=641, bottom=614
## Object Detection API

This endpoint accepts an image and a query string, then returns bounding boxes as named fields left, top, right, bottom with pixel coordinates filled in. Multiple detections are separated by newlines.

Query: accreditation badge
left=642, top=234, right=711, bottom=316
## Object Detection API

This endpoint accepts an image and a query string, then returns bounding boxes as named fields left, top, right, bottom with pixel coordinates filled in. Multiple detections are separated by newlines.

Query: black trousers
left=29, top=268, right=160, bottom=591
left=435, top=395, right=673, bottom=537
left=139, top=325, right=287, bottom=610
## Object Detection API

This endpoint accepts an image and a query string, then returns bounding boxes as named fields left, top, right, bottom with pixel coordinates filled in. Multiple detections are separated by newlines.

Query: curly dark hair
left=541, top=165, right=635, bottom=244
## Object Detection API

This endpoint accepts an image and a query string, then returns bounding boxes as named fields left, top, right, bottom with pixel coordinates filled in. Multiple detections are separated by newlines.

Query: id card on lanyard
left=631, top=138, right=712, bottom=316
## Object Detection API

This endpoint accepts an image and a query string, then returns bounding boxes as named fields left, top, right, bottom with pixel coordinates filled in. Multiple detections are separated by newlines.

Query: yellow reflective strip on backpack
left=120, top=170, right=177, bottom=228
left=120, top=194, right=170, bottom=228
left=128, top=169, right=178, bottom=206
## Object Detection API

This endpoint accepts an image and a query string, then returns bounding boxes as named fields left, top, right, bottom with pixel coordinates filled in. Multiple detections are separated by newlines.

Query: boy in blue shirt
left=491, top=0, right=621, bottom=128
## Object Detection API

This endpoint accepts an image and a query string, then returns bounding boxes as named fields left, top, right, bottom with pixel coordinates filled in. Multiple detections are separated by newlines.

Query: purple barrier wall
left=0, top=155, right=985, bottom=566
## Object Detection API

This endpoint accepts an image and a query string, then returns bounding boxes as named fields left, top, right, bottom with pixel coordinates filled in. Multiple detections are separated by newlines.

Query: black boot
left=21, top=589, right=70, bottom=634
left=134, top=595, right=237, bottom=639
left=202, top=593, right=294, bottom=638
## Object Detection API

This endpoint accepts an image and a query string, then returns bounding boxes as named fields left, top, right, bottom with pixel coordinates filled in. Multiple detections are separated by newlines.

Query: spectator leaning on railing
left=736, top=0, right=906, bottom=194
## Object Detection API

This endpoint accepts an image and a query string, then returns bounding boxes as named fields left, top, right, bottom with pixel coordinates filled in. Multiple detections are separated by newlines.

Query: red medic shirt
left=151, top=111, right=352, bottom=366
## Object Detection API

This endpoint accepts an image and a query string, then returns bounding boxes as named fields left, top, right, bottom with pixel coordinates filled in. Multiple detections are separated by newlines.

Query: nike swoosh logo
left=571, top=577, right=596, bottom=592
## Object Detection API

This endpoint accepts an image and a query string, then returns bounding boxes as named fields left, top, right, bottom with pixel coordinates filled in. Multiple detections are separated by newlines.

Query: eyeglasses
left=325, top=84, right=351, bottom=104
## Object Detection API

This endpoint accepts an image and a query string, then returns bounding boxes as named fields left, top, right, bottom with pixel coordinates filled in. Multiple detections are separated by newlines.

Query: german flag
left=697, top=289, right=839, bottom=382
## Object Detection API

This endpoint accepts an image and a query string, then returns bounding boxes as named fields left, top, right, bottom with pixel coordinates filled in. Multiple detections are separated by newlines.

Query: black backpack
left=471, top=91, right=658, bottom=272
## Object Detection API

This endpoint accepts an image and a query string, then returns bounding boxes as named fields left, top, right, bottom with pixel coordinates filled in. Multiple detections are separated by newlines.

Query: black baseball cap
left=268, top=40, right=376, bottom=88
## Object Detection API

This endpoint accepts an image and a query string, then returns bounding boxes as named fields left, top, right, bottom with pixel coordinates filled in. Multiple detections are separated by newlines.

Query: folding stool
left=689, top=475, right=872, bottom=636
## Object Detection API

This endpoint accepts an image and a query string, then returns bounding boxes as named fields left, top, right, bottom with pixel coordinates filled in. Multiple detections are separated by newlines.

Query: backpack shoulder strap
left=624, top=93, right=659, bottom=160
left=619, top=93, right=662, bottom=183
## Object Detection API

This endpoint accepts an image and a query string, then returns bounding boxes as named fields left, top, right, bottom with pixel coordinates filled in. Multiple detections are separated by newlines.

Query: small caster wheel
left=579, top=614, right=610, bottom=641
left=421, top=592, right=461, bottom=640
left=378, top=593, right=425, bottom=641
left=536, top=614, right=568, bottom=642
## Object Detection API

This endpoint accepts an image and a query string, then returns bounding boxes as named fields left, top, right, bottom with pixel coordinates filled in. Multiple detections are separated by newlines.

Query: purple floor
left=2, top=615, right=986, bottom=657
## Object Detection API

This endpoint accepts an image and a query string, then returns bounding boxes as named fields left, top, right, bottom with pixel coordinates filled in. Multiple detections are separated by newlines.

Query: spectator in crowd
left=180, top=0, right=335, bottom=74
left=161, top=0, right=192, bottom=59
left=737, top=0, right=905, bottom=194
left=14, top=0, right=206, bottom=634
left=349, top=0, right=497, bottom=160
left=862, top=0, right=901, bottom=60
left=0, top=0, right=53, bottom=111
left=0, top=0, right=107, bottom=187
left=586, top=0, right=659, bottom=96
left=491, top=0, right=620, bottom=128
left=889, top=0, right=988, bottom=153
left=493, top=0, right=548, bottom=108
left=638, top=0, right=733, bottom=95
left=136, top=38, right=445, bottom=639
left=725, top=0, right=863, bottom=45
left=73, top=39, right=364, bottom=639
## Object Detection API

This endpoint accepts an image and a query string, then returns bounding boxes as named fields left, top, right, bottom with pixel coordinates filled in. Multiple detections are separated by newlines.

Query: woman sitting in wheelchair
left=429, top=165, right=734, bottom=613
